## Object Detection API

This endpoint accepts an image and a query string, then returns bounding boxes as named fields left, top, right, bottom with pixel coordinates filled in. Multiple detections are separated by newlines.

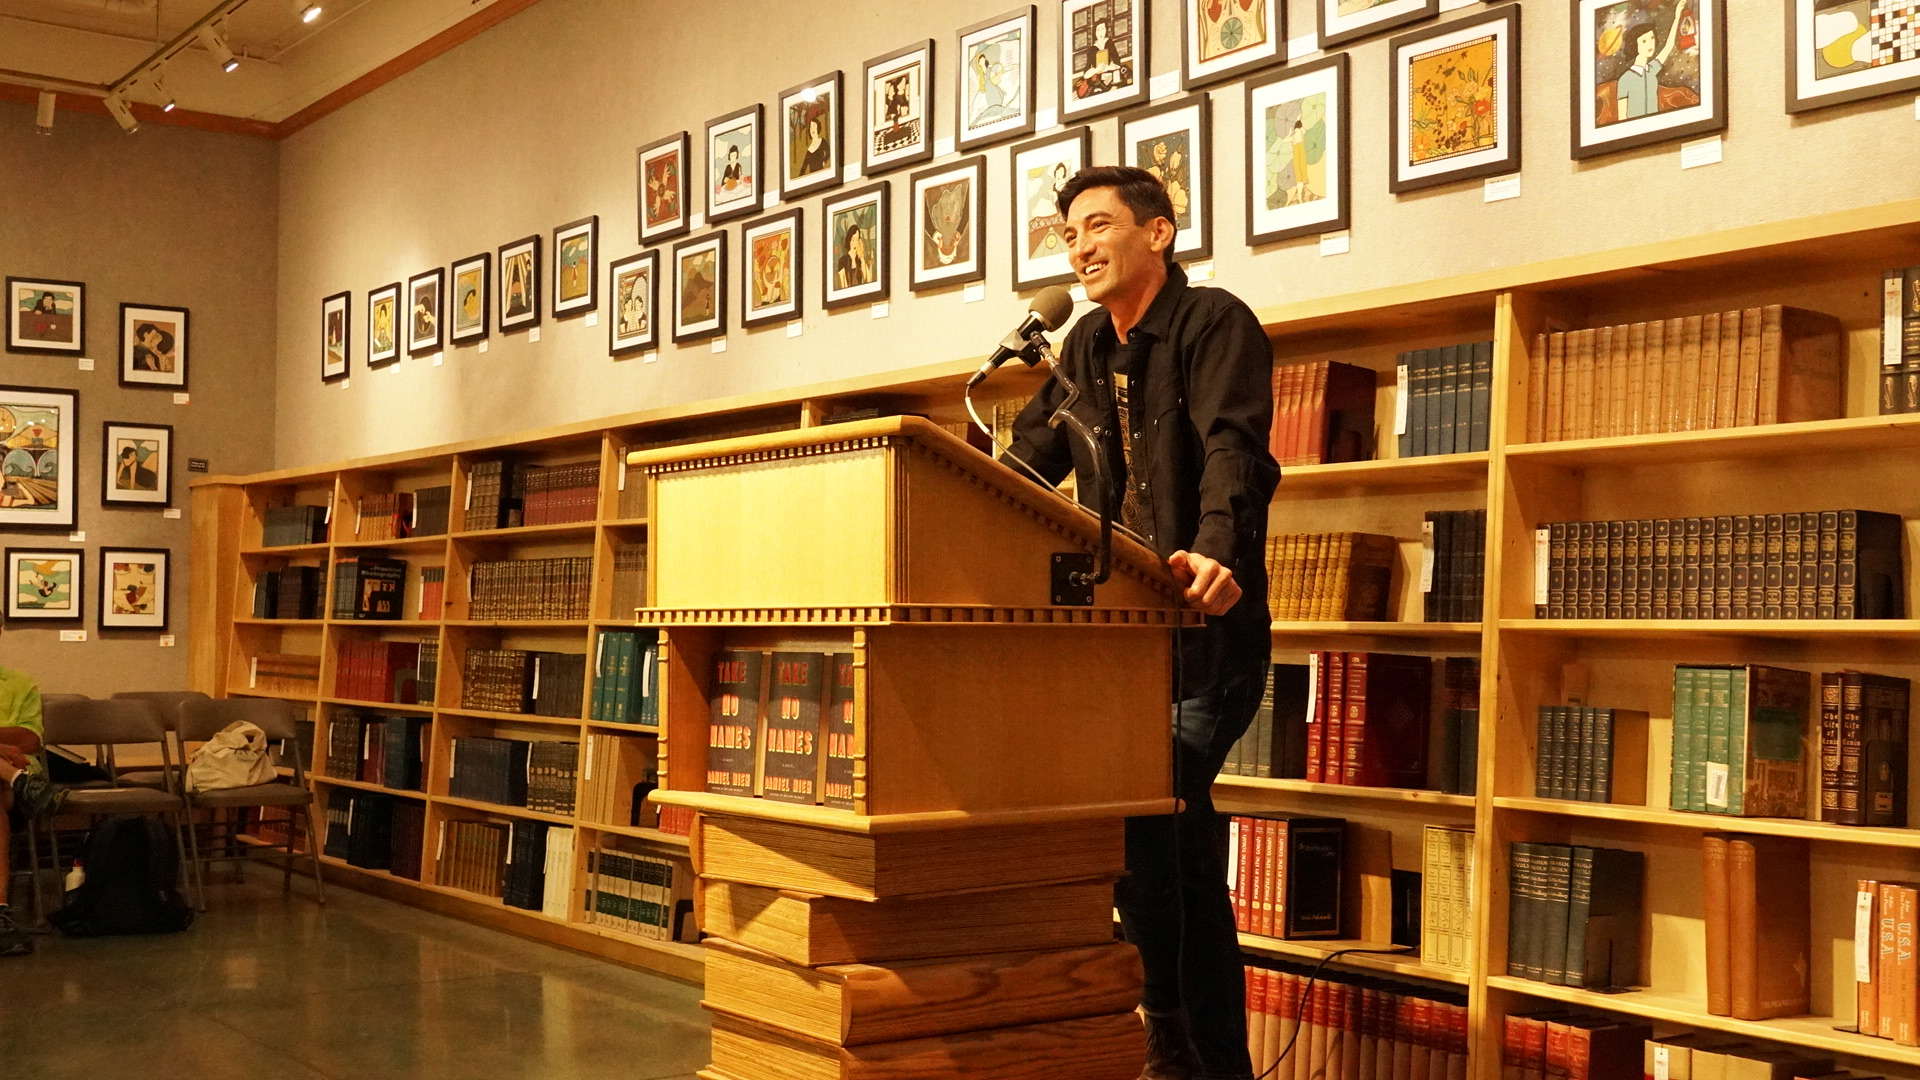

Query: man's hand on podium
left=1167, top=550, right=1241, bottom=616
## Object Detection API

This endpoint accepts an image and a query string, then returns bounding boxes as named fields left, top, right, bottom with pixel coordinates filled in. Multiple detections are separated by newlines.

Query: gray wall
left=0, top=103, right=278, bottom=696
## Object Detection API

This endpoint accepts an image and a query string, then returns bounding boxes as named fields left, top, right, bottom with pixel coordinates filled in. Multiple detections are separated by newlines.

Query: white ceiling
left=0, top=0, right=518, bottom=125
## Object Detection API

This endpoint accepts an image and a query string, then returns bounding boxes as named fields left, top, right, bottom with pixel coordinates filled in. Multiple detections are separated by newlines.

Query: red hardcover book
left=1503, top=1016, right=1529, bottom=1080
left=1326, top=652, right=1348, bottom=785
left=1343, top=652, right=1434, bottom=788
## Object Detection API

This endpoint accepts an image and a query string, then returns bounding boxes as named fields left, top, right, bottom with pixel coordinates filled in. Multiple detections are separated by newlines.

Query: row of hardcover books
left=578, top=733, right=654, bottom=827
left=1880, top=266, right=1920, bottom=415
left=1397, top=341, right=1494, bottom=458
left=262, top=504, right=329, bottom=547
left=459, top=648, right=584, bottom=717
left=1505, top=844, right=1645, bottom=990
left=1245, top=964, right=1469, bottom=1080
left=467, top=556, right=592, bottom=620
left=707, top=650, right=857, bottom=809
left=1423, top=511, right=1486, bottom=624
left=1266, top=532, right=1396, bottom=622
left=331, top=557, right=405, bottom=620
left=585, top=848, right=695, bottom=941
left=1855, top=878, right=1920, bottom=1046
left=609, top=541, right=646, bottom=621
left=1532, top=707, right=1647, bottom=805
left=447, top=735, right=578, bottom=815
left=333, top=640, right=433, bottom=704
left=1269, top=360, right=1376, bottom=467
left=1522, top=305, right=1843, bottom=443
left=440, top=819, right=578, bottom=916
left=250, top=652, right=320, bottom=696
left=436, top=818, right=511, bottom=898
left=463, top=460, right=515, bottom=531
left=1534, top=512, right=1905, bottom=622
left=590, top=631, right=657, bottom=725
left=353, top=487, right=453, bottom=541
left=252, top=566, right=324, bottom=619
left=519, top=461, right=601, bottom=527
left=1498, top=1013, right=1651, bottom=1080
left=1628, top=1034, right=1852, bottom=1080
left=323, top=713, right=425, bottom=791
left=321, top=790, right=426, bottom=879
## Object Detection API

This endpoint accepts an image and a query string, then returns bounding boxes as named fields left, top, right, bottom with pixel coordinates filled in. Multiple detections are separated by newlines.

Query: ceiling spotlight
left=34, top=90, right=54, bottom=135
left=300, top=3, right=322, bottom=22
left=156, top=78, right=177, bottom=112
left=103, top=93, right=139, bottom=133
left=199, top=25, right=240, bottom=72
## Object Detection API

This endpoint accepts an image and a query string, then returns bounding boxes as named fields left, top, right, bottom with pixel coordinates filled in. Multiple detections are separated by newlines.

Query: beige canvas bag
left=186, top=720, right=276, bottom=792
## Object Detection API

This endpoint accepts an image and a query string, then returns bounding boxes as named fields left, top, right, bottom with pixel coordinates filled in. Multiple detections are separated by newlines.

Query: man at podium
left=1004, top=166, right=1278, bottom=1080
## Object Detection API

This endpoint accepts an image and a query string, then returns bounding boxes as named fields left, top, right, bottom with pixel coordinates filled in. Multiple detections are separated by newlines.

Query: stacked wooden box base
left=690, top=811, right=1147, bottom=1080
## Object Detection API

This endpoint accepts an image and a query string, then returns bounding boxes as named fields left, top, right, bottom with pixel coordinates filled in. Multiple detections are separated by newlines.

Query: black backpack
left=48, top=815, right=194, bottom=937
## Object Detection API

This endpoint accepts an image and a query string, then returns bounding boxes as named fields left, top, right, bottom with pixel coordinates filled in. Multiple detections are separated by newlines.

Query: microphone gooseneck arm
left=1033, top=331, right=1113, bottom=587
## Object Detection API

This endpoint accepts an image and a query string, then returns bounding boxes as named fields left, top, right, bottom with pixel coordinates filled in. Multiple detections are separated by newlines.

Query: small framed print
left=1319, top=0, right=1437, bottom=50
left=0, top=385, right=78, bottom=529
left=707, top=104, right=765, bottom=224
left=450, top=253, right=491, bottom=345
left=367, top=282, right=401, bottom=368
left=957, top=7, right=1038, bottom=152
left=407, top=269, right=444, bottom=357
left=638, top=132, right=692, bottom=243
left=101, top=421, right=172, bottom=508
left=99, top=547, right=169, bottom=631
left=863, top=40, right=936, bottom=175
left=118, top=303, right=188, bottom=389
left=1010, top=128, right=1091, bottom=290
left=553, top=216, right=599, bottom=318
left=1389, top=4, right=1522, bottom=194
left=1062, top=0, right=1149, bottom=121
left=1790, top=0, right=1920, bottom=112
left=7, top=277, right=84, bottom=355
left=672, top=232, right=729, bottom=344
left=321, top=291, right=350, bottom=381
left=608, top=250, right=659, bottom=356
left=498, top=234, right=542, bottom=333
left=779, top=72, right=844, bottom=201
left=1181, top=0, right=1284, bottom=90
left=742, top=209, right=803, bottom=329
left=1122, top=95, right=1214, bottom=262
left=5, top=548, right=81, bottom=623
left=1576, top=0, right=1724, bottom=158
left=823, top=182, right=890, bottom=310
left=909, top=155, right=987, bottom=291
left=1246, top=55, right=1351, bottom=246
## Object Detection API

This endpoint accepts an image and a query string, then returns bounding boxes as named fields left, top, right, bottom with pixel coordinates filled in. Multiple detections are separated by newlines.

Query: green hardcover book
left=1539, top=843, right=1574, bottom=984
left=614, top=631, right=636, bottom=723
left=1671, top=667, right=1695, bottom=811
left=1691, top=667, right=1715, bottom=811
left=1507, top=842, right=1540, bottom=979
left=1252, top=676, right=1275, bottom=778
left=1733, top=664, right=1811, bottom=819
left=638, top=637, right=659, bottom=726
left=1705, top=667, right=1735, bottom=813
left=1575, top=707, right=1598, bottom=802
left=590, top=633, right=612, bottom=722
left=1725, top=667, right=1750, bottom=815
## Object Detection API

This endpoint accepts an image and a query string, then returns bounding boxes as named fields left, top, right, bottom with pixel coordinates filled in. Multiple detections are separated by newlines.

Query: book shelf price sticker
left=712, top=337, right=728, bottom=353
left=173, top=392, right=190, bottom=405
left=1394, top=365, right=1411, bottom=434
left=77, top=357, right=94, bottom=371
left=1705, top=762, right=1729, bottom=808
left=1420, top=520, right=1437, bottom=592
left=1533, top=528, right=1551, bottom=605
left=1483, top=176, right=1520, bottom=202
left=786, top=318, right=804, bottom=338
left=1857, top=888, right=1877, bottom=981
left=870, top=301, right=889, bottom=319
left=963, top=283, right=986, bottom=303
left=1319, top=230, right=1350, bottom=256
left=163, top=508, right=181, bottom=519
left=1653, top=1046, right=1671, bottom=1080
left=1680, top=135, right=1723, bottom=169
left=60, top=629, right=86, bottom=642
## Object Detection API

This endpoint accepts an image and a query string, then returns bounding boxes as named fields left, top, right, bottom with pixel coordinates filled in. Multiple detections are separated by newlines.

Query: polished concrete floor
left=0, top=871, right=712, bottom=1080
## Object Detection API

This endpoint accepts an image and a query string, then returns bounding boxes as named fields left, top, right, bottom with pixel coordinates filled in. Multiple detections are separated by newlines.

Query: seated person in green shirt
left=0, top=665, right=55, bottom=956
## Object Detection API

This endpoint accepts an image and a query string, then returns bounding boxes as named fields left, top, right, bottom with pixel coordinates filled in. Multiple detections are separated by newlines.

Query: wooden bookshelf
left=192, top=199, right=1920, bottom=1071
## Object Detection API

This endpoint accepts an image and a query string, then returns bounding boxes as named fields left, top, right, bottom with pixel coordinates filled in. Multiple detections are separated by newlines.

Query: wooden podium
left=627, top=416, right=1188, bottom=1080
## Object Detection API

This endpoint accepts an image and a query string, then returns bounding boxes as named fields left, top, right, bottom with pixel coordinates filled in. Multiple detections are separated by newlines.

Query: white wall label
left=1286, top=34, right=1318, bottom=61
left=1187, top=260, right=1215, bottom=281
left=711, top=337, right=728, bottom=353
left=68, top=530, right=85, bottom=542
left=870, top=302, right=890, bottom=319
left=762, top=192, right=779, bottom=209
left=432, top=352, right=444, bottom=366
left=786, top=319, right=804, bottom=338
left=963, top=283, right=986, bottom=303
left=477, top=341, right=488, bottom=354
left=643, top=350, right=659, bottom=363
left=528, top=327, right=541, bottom=342
left=172, top=392, right=190, bottom=404
left=934, top=136, right=955, bottom=156
left=1320, top=230, right=1351, bottom=256
left=77, top=357, right=94, bottom=371
left=163, top=508, right=181, bottom=519
left=1035, top=107, right=1058, bottom=129
left=1680, top=135, right=1723, bottom=169
left=341, top=379, right=350, bottom=388
left=388, top=360, right=401, bottom=374
left=689, top=212, right=705, bottom=228
left=1483, top=176, right=1521, bottom=202
left=158, top=634, right=176, bottom=647
left=585, top=312, right=598, bottom=327
left=843, top=162, right=862, bottom=181
left=60, top=629, right=86, bottom=642
left=1149, top=71, right=1181, bottom=100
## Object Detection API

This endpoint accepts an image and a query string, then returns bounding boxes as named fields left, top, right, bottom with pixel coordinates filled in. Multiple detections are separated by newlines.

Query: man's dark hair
left=1055, top=165, right=1175, bottom=228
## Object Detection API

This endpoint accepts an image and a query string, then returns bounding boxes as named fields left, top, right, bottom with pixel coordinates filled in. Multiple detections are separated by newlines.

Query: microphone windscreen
left=1030, top=286, right=1076, bottom=332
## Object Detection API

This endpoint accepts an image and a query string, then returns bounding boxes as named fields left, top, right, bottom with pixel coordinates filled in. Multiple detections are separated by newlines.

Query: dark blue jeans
left=1115, top=662, right=1267, bottom=1080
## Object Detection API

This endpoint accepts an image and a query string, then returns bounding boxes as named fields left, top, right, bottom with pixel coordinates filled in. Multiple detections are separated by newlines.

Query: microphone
left=967, top=286, right=1076, bottom=388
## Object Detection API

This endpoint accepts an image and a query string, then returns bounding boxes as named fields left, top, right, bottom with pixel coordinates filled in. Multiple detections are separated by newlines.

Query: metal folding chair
left=176, top=697, right=324, bottom=905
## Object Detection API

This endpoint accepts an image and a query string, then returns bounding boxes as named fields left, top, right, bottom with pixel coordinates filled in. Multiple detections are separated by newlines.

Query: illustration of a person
left=836, top=223, right=873, bottom=288
left=1286, top=119, right=1312, bottom=204
left=800, top=117, right=831, bottom=176
left=26, top=292, right=59, bottom=340
left=130, top=323, right=174, bottom=372
left=414, top=292, right=436, bottom=339
left=116, top=444, right=157, bottom=491
left=506, top=257, right=529, bottom=317
left=620, top=279, right=648, bottom=334
left=648, top=161, right=679, bottom=221
left=373, top=301, right=394, bottom=351
left=1617, top=0, right=1688, bottom=120
left=720, top=144, right=745, bottom=191
left=884, top=75, right=910, bottom=126
left=326, top=312, right=343, bottom=362
left=970, top=45, right=1012, bottom=124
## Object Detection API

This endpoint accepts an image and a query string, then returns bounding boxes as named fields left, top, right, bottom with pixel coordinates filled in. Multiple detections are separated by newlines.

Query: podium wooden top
left=627, top=414, right=1189, bottom=614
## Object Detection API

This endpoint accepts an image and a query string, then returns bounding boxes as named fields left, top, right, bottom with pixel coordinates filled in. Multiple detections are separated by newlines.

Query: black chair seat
left=189, top=782, right=314, bottom=809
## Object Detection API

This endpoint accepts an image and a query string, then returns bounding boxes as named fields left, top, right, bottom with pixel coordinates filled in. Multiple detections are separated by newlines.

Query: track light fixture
left=198, top=25, right=240, bottom=72
left=300, top=3, right=322, bottom=23
left=155, top=77, right=177, bottom=112
left=103, top=93, right=139, bottom=133
left=34, top=91, right=55, bottom=135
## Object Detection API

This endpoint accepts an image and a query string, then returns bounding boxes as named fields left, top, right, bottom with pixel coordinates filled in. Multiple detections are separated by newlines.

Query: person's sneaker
left=0, top=905, right=33, bottom=956
left=10, top=768, right=65, bottom=821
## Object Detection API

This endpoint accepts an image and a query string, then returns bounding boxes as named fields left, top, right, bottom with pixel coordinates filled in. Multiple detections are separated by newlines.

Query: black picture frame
left=1388, top=4, right=1522, bottom=195
left=407, top=268, right=445, bottom=357
left=741, top=208, right=805, bottom=330
left=1572, top=0, right=1726, bottom=159
left=100, top=420, right=173, bottom=508
left=1179, top=0, right=1285, bottom=91
left=822, top=181, right=892, bottom=311
left=449, top=253, right=491, bottom=345
left=671, top=231, right=729, bottom=345
left=4, top=547, right=84, bottom=623
left=778, top=71, right=845, bottom=201
left=0, top=384, right=79, bottom=530
left=320, top=290, right=350, bottom=382
left=706, top=104, right=766, bottom=224
left=553, top=215, right=600, bottom=319
left=1059, top=0, right=1151, bottom=122
left=956, top=6, right=1039, bottom=153
left=97, top=546, right=170, bottom=631
left=1244, top=53, right=1351, bottom=246
left=367, top=281, right=402, bottom=368
left=862, top=39, right=937, bottom=176
left=498, top=234, right=542, bottom=333
left=908, top=155, right=989, bottom=292
left=637, top=131, right=693, bottom=244
left=1121, top=94, right=1215, bottom=263
left=608, top=249, right=660, bottom=357
left=118, top=302, right=189, bottom=390
left=1009, top=126, right=1091, bottom=290
left=6, top=276, right=85, bottom=356
left=1318, top=0, right=1436, bottom=51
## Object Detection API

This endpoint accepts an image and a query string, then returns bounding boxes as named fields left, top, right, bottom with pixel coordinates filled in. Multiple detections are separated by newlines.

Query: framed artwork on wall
left=1246, top=54, right=1351, bottom=246
left=741, top=209, right=804, bottom=329
left=7, top=277, right=84, bottom=355
left=1319, top=0, right=1436, bottom=50
left=908, top=155, right=987, bottom=291
left=1574, top=0, right=1724, bottom=158
left=1009, top=127, right=1090, bottom=290
left=638, top=132, right=692, bottom=244
left=779, top=72, right=844, bottom=201
left=1122, top=95, right=1214, bottom=262
left=863, top=40, right=936, bottom=175
left=101, top=421, right=172, bottom=508
left=498, top=234, right=541, bottom=333
left=118, top=303, right=188, bottom=389
left=1180, top=0, right=1284, bottom=90
left=672, top=232, right=728, bottom=344
left=5, top=548, right=81, bottom=622
left=0, top=385, right=78, bottom=529
left=407, top=269, right=444, bottom=357
left=367, top=282, right=401, bottom=368
left=320, top=291, right=350, bottom=381
left=99, top=547, right=169, bottom=631
left=608, top=250, right=659, bottom=356
left=707, top=105, right=765, bottom=224
left=823, top=182, right=890, bottom=310
left=1061, top=0, right=1149, bottom=121
left=553, top=216, right=599, bottom=318
left=957, top=7, right=1038, bottom=152
left=450, top=254, right=491, bottom=346
left=1389, top=4, right=1522, bottom=194
left=1785, top=0, right=1920, bottom=112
